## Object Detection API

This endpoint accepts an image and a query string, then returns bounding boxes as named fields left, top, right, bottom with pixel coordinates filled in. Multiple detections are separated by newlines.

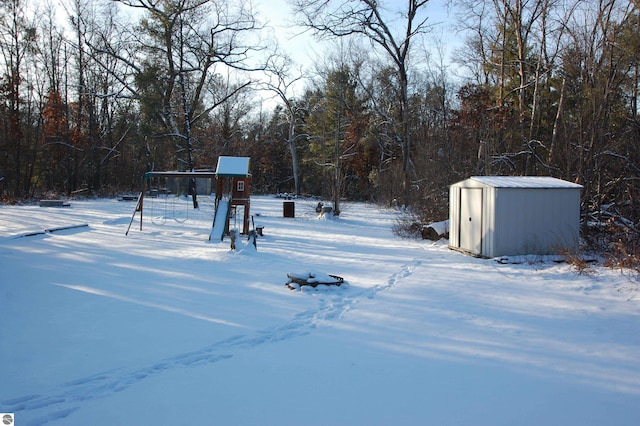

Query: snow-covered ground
left=1, top=195, right=639, bottom=425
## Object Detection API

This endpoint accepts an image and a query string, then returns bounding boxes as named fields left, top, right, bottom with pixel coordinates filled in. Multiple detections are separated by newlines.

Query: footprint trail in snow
left=3, top=259, right=422, bottom=422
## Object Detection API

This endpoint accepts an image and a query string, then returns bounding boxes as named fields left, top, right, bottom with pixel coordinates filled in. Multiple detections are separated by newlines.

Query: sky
left=251, top=0, right=463, bottom=102
left=256, top=0, right=462, bottom=68
left=45, top=0, right=460, bottom=67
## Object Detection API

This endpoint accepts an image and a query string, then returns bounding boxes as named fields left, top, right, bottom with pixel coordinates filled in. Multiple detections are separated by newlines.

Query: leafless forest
left=1, top=0, right=638, bottom=260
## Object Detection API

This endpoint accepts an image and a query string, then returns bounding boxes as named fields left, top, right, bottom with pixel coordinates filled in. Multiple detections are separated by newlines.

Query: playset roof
left=143, top=157, right=251, bottom=180
left=215, top=156, right=251, bottom=178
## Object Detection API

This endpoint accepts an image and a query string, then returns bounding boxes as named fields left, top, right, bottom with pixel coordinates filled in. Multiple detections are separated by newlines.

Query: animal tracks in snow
left=367, top=259, right=421, bottom=299
left=3, top=260, right=420, bottom=422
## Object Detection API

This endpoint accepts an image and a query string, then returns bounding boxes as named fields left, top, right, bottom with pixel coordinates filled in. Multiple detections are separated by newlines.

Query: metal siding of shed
left=549, top=189, right=581, bottom=252
left=493, top=188, right=535, bottom=256
left=449, top=185, right=460, bottom=248
left=482, top=186, right=496, bottom=257
left=492, top=188, right=580, bottom=256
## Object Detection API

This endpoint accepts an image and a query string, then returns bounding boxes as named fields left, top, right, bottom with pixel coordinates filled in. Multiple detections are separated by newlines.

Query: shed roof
left=215, top=156, right=251, bottom=177
left=143, top=171, right=217, bottom=179
left=468, top=176, right=582, bottom=189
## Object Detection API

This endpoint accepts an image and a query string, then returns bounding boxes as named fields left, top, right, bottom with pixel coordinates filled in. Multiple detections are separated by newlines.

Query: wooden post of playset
left=125, top=191, right=144, bottom=235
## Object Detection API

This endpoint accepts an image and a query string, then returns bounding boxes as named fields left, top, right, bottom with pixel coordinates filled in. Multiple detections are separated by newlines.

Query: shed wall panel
left=492, top=188, right=580, bottom=257
left=481, top=187, right=496, bottom=257
left=449, top=186, right=460, bottom=248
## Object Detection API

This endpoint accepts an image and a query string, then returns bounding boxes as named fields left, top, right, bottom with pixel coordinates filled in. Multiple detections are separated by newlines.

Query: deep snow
left=1, top=195, right=639, bottom=425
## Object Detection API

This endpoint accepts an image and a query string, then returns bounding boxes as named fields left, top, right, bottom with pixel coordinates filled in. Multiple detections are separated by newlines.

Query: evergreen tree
left=305, top=65, right=367, bottom=214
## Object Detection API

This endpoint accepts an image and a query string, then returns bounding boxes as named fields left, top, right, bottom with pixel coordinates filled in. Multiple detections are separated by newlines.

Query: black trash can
left=283, top=201, right=295, bottom=218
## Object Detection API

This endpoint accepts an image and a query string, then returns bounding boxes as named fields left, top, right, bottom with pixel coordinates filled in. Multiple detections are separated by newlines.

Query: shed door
left=459, top=188, right=482, bottom=254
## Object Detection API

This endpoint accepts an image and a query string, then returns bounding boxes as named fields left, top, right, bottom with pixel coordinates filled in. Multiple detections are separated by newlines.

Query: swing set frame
left=126, top=157, right=252, bottom=237
left=125, top=171, right=216, bottom=236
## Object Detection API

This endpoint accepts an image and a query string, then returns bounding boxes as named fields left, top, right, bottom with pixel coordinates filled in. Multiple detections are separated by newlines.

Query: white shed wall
left=481, top=186, right=496, bottom=257
left=491, top=188, right=580, bottom=257
left=449, top=185, right=460, bottom=248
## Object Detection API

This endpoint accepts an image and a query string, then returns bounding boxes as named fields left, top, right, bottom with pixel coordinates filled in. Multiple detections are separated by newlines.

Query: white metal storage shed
left=449, top=176, right=582, bottom=258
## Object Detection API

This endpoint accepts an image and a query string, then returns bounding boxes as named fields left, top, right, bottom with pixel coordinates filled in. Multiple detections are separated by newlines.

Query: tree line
left=1, top=0, right=638, bottom=247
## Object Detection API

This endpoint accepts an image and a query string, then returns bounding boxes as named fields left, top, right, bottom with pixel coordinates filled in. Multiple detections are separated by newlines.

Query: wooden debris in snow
left=286, top=271, right=344, bottom=290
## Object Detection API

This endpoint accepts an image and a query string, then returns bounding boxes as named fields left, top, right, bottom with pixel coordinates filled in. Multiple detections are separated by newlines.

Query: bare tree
left=94, top=0, right=269, bottom=206
left=453, top=0, right=493, bottom=85
left=292, top=0, right=432, bottom=207
left=260, top=56, right=306, bottom=195
left=0, top=0, right=38, bottom=196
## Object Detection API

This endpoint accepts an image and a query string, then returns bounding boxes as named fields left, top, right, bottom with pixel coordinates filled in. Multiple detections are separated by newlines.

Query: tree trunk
left=548, top=77, right=565, bottom=165
left=287, top=118, right=300, bottom=195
